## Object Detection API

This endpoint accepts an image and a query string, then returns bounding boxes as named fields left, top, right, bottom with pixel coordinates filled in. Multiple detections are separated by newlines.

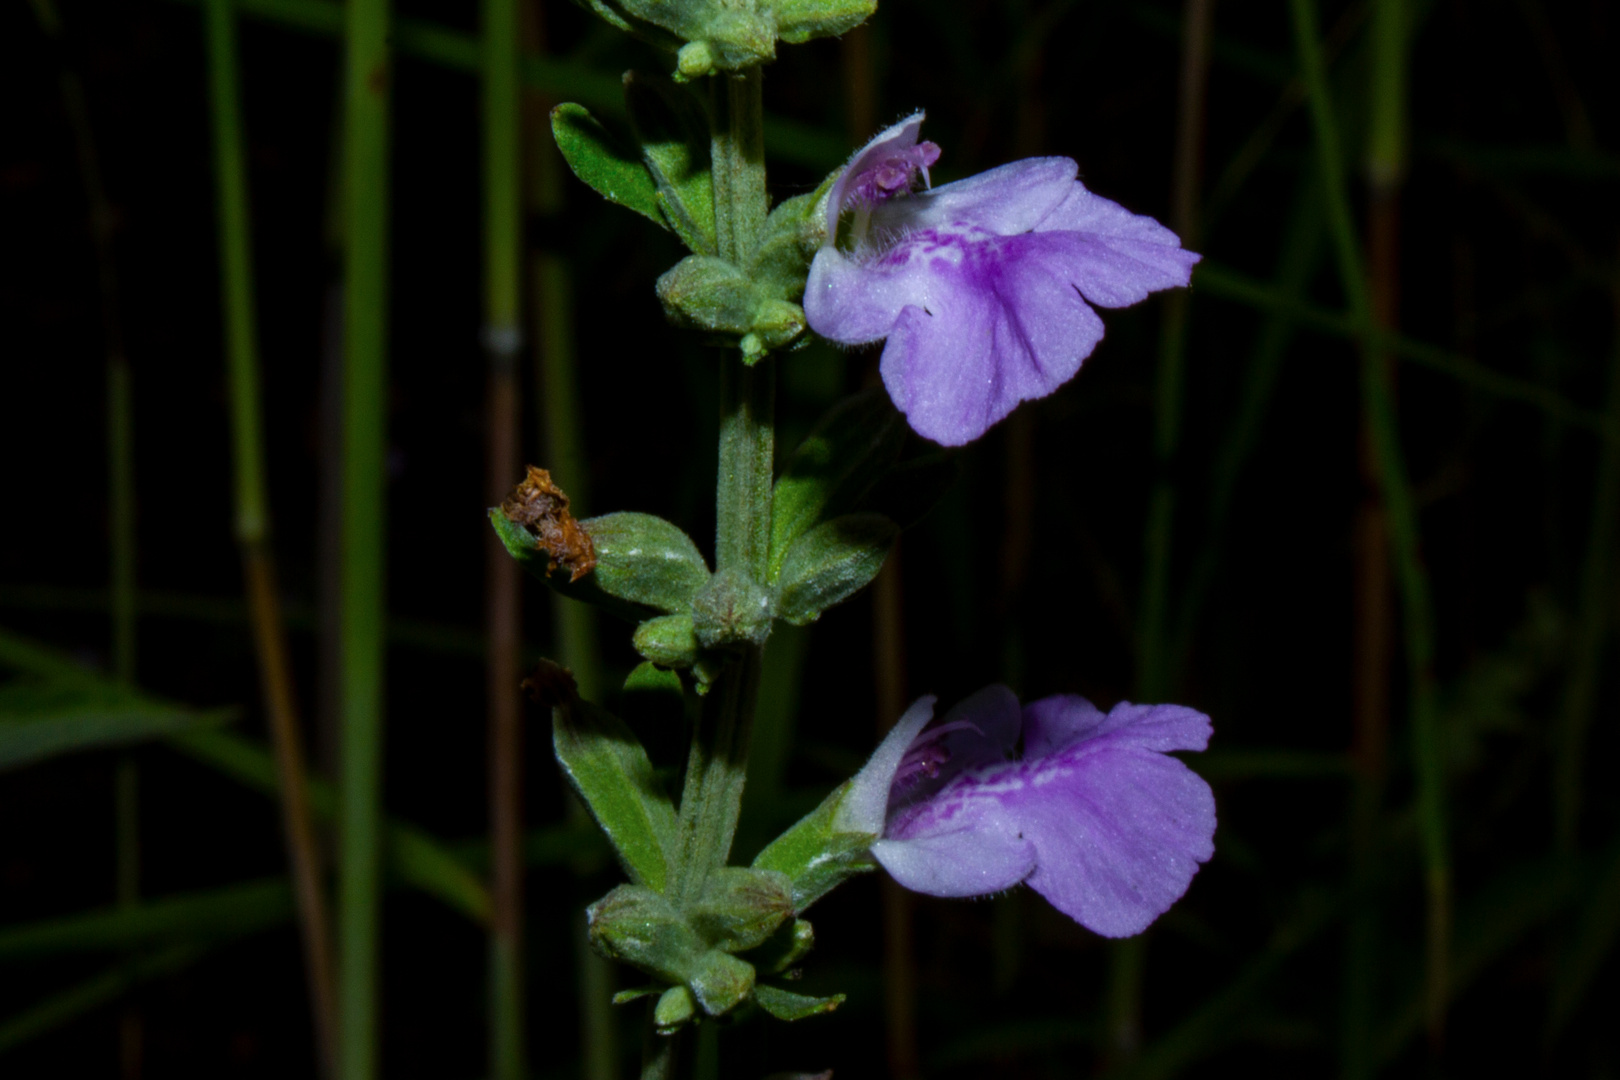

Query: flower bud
left=633, top=614, right=701, bottom=668
left=688, top=868, right=796, bottom=953
left=654, top=985, right=696, bottom=1032
left=657, top=255, right=764, bottom=336
left=692, top=569, right=775, bottom=648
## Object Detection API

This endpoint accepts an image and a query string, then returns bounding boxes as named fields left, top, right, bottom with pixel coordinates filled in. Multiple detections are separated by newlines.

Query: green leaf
left=621, top=661, right=688, bottom=727
left=623, top=72, right=716, bottom=254
left=752, top=784, right=876, bottom=912
left=741, top=917, right=815, bottom=974
left=772, top=0, right=875, bottom=42
left=585, top=512, right=712, bottom=614
left=611, top=986, right=663, bottom=1005
left=551, top=103, right=665, bottom=230
left=753, top=983, right=845, bottom=1021
left=687, top=867, right=796, bottom=953
left=554, top=698, right=679, bottom=892
left=0, top=678, right=233, bottom=772
left=775, top=513, right=898, bottom=625
left=746, top=187, right=829, bottom=302
left=769, top=389, right=907, bottom=580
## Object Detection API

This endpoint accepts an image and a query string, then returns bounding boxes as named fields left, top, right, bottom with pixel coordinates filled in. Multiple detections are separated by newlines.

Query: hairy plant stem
left=651, top=67, right=772, bottom=1080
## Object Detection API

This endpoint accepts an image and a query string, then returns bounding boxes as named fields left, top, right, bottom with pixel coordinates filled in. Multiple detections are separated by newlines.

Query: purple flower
left=835, top=686, right=1216, bottom=937
left=804, top=114, right=1201, bottom=446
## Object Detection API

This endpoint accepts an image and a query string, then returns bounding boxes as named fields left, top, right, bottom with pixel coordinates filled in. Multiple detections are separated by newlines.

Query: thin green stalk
left=204, top=0, right=338, bottom=1071
left=1289, top=0, right=1450, bottom=1050
left=482, top=0, right=525, bottom=1075
left=1192, top=263, right=1611, bottom=436
left=337, top=0, right=392, bottom=1073
left=1170, top=180, right=1324, bottom=677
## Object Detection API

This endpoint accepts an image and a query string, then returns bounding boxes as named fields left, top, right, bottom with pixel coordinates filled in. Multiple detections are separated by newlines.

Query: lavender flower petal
left=1022, top=697, right=1212, bottom=758
left=875, top=157, right=1079, bottom=236
left=873, top=797, right=1034, bottom=898
left=877, top=231, right=1107, bottom=445
left=848, top=689, right=1216, bottom=938
left=833, top=694, right=936, bottom=836
left=1017, top=732, right=1216, bottom=937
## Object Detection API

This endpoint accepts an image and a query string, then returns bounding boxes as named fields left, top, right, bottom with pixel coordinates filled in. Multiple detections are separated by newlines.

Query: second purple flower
left=804, top=114, right=1201, bottom=446
left=835, top=685, right=1217, bottom=938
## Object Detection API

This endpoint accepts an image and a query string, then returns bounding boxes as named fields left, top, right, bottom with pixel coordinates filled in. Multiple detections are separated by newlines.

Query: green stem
left=712, top=70, right=772, bottom=583
left=670, top=67, right=774, bottom=904
left=1290, top=0, right=1449, bottom=1051
left=652, top=69, right=773, bottom=1080
left=204, top=1, right=339, bottom=1071
left=337, top=0, right=392, bottom=1073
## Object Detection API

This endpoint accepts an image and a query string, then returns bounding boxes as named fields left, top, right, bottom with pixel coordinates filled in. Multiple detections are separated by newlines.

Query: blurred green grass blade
left=171, top=730, right=492, bottom=923
left=1375, top=856, right=1579, bottom=1064
left=1171, top=179, right=1324, bottom=674
left=1105, top=893, right=1339, bottom=1080
left=0, top=585, right=490, bottom=658
left=0, top=628, right=489, bottom=922
left=0, top=626, right=89, bottom=682
left=0, top=945, right=204, bottom=1056
left=1193, top=264, right=1612, bottom=437
left=0, top=680, right=232, bottom=772
left=0, top=879, right=291, bottom=961
left=1548, top=838, right=1620, bottom=1036
left=1425, top=139, right=1620, bottom=179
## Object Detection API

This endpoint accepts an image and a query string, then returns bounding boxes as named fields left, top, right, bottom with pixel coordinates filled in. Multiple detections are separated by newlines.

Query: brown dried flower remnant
left=521, top=658, right=579, bottom=708
left=500, top=466, right=597, bottom=582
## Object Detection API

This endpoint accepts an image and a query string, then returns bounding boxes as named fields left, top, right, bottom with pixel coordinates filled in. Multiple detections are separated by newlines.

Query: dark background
left=2, top=0, right=1619, bottom=1077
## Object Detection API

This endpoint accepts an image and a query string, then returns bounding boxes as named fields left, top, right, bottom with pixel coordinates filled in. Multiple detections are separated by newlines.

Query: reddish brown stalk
left=841, top=25, right=875, bottom=144
left=486, top=348, right=525, bottom=1071
left=845, top=21, right=920, bottom=1077
left=244, top=544, right=339, bottom=1077
left=872, top=551, right=918, bottom=1080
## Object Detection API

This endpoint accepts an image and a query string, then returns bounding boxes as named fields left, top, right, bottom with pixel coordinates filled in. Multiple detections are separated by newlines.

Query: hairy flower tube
left=804, top=114, right=1201, bottom=446
left=834, top=686, right=1216, bottom=937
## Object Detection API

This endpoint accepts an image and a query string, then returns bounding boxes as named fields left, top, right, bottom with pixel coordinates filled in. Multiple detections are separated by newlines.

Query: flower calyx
left=569, top=0, right=876, bottom=76
left=587, top=869, right=838, bottom=1032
